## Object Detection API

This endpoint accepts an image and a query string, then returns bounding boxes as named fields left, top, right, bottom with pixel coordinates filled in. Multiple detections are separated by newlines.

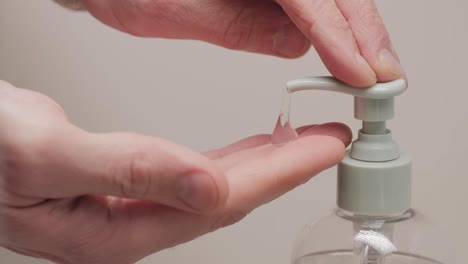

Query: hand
left=0, top=80, right=351, bottom=263
left=80, top=0, right=406, bottom=87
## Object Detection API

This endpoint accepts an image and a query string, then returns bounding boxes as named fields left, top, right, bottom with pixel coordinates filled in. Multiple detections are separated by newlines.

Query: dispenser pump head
left=287, top=76, right=406, bottom=132
left=286, top=77, right=411, bottom=216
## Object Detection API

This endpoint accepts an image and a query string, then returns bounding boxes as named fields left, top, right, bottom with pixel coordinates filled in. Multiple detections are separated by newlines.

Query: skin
left=0, top=81, right=351, bottom=263
left=81, top=0, right=406, bottom=87
left=1, top=0, right=405, bottom=263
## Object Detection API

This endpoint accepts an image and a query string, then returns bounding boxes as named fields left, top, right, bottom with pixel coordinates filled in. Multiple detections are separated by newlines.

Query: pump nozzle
left=286, top=76, right=406, bottom=99
left=286, top=76, right=406, bottom=129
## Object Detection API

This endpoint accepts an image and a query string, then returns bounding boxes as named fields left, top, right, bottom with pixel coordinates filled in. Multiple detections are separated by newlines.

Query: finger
left=276, top=0, right=377, bottom=87
left=299, top=122, right=352, bottom=146
left=203, top=1, right=311, bottom=58
left=82, top=0, right=310, bottom=58
left=226, top=134, right=346, bottom=212
left=17, top=126, right=228, bottom=213
left=215, top=122, right=352, bottom=189
left=108, top=125, right=351, bottom=254
left=203, top=134, right=271, bottom=159
left=225, top=122, right=350, bottom=170
left=76, top=131, right=229, bottom=212
left=295, top=124, right=318, bottom=135
left=95, top=124, right=351, bottom=256
left=208, top=122, right=350, bottom=168
left=335, top=0, right=406, bottom=82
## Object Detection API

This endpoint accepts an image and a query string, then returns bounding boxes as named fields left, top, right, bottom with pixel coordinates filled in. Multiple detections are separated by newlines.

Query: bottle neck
left=337, top=150, right=412, bottom=216
left=335, top=207, right=415, bottom=223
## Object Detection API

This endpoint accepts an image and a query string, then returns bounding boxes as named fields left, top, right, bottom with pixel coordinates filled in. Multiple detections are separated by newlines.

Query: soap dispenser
left=282, top=77, right=447, bottom=264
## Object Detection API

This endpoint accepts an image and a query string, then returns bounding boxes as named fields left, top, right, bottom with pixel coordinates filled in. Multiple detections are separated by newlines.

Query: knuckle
left=221, top=6, right=255, bottom=51
left=114, top=0, right=186, bottom=37
left=293, top=0, right=339, bottom=33
left=332, top=16, right=352, bottom=32
left=288, top=0, right=327, bottom=22
left=108, top=0, right=148, bottom=37
left=307, top=8, right=351, bottom=36
left=355, top=5, right=391, bottom=48
left=358, top=3, right=383, bottom=27
left=107, top=148, right=155, bottom=199
left=136, top=0, right=179, bottom=17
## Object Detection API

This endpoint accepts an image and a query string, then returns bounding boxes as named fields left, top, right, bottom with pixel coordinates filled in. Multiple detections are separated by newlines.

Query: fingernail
left=272, top=23, right=310, bottom=58
left=379, top=49, right=405, bottom=78
left=179, top=173, right=217, bottom=211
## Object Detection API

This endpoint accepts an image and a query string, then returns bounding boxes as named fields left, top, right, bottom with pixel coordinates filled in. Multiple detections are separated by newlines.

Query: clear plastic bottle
left=292, top=208, right=447, bottom=264
left=279, top=77, right=449, bottom=264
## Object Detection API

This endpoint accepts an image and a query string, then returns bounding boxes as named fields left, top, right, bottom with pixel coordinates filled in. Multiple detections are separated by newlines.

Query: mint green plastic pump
left=287, top=77, right=411, bottom=216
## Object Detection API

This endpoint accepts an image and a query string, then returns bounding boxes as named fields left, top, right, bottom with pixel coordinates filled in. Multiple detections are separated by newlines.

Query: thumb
left=29, top=127, right=228, bottom=213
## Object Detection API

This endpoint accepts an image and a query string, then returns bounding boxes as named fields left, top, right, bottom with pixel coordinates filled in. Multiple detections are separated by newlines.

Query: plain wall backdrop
left=0, top=0, right=467, bottom=263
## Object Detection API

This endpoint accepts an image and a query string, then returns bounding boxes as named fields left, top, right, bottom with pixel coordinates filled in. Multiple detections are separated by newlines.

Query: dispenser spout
left=286, top=76, right=407, bottom=125
left=286, top=76, right=407, bottom=99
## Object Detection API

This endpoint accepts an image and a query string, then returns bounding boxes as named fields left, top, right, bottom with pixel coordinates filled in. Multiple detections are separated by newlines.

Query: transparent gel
left=271, top=88, right=298, bottom=145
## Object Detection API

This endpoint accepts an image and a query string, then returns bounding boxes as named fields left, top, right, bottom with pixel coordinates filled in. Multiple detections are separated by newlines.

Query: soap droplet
left=271, top=88, right=298, bottom=145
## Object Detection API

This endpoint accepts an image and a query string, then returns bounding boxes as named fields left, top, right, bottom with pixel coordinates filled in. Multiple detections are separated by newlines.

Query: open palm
left=0, top=81, right=350, bottom=264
